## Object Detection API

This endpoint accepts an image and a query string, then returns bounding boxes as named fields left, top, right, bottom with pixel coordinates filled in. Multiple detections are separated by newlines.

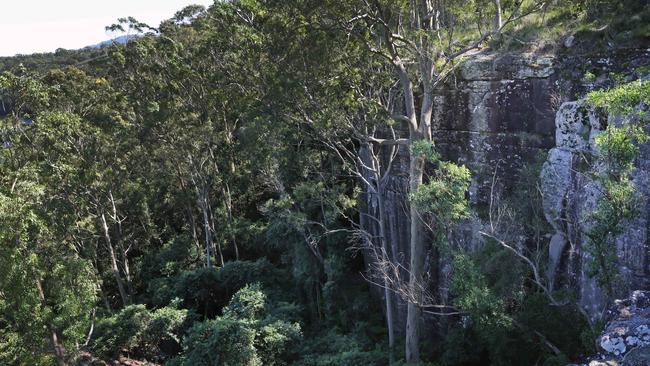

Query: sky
left=0, top=0, right=214, bottom=57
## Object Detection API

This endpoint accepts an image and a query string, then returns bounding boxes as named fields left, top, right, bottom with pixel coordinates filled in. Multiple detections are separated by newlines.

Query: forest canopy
left=0, top=0, right=649, bottom=365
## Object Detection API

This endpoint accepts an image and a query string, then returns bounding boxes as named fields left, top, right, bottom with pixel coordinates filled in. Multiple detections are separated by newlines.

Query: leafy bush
left=155, top=259, right=291, bottom=317
left=294, top=330, right=387, bottom=366
left=170, top=284, right=301, bottom=366
left=140, top=234, right=196, bottom=281
left=223, top=282, right=267, bottom=319
left=516, top=293, right=591, bottom=360
left=445, top=251, right=595, bottom=365
left=91, top=304, right=188, bottom=361
left=168, top=318, right=261, bottom=366
left=171, top=267, right=221, bottom=316
left=295, top=349, right=387, bottom=366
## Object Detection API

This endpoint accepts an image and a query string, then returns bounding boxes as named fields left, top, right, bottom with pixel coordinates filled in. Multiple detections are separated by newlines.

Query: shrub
left=173, top=267, right=221, bottom=316
left=295, top=349, right=387, bottom=366
left=91, top=304, right=188, bottom=361
left=294, top=330, right=387, bottom=366
left=170, top=284, right=301, bottom=366
left=168, top=259, right=291, bottom=317
left=169, top=318, right=261, bottom=366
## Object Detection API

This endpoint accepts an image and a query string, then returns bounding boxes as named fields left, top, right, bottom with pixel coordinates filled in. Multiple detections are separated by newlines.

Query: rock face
left=540, top=96, right=650, bottom=320
left=360, top=48, right=650, bottom=336
left=540, top=101, right=607, bottom=319
left=434, top=52, right=556, bottom=205
left=574, top=291, right=650, bottom=366
left=361, top=52, right=559, bottom=334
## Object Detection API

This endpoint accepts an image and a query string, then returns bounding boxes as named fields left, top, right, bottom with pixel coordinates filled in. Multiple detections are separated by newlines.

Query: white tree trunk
left=405, top=150, right=426, bottom=363
left=377, top=187, right=396, bottom=352
left=199, top=186, right=213, bottom=268
left=101, top=212, right=130, bottom=306
left=404, top=78, right=434, bottom=364
left=494, top=0, right=503, bottom=29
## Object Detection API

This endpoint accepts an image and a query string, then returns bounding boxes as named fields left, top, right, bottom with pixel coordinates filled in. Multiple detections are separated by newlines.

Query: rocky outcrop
left=540, top=101, right=607, bottom=319
left=434, top=52, right=556, bottom=205
left=540, top=95, right=650, bottom=320
left=361, top=48, right=650, bottom=338
left=571, top=291, right=650, bottom=366
left=362, top=52, right=560, bottom=335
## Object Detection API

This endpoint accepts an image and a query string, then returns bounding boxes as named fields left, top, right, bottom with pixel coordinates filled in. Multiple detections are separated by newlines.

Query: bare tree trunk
left=186, top=204, right=203, bottom=255
left=222, top=126, right=241, bottom=261
left=199, top=184, right=213, bottom=268
left=35, top=278, right=66, bottom=366
left=83, top=307, right=97, bottom=347
left=392, top=49, right=430, bottom=362
left=109, top=191, right=134, bottom=298
left=187, top=155, right=214, bottom=269
left=204, top=196, right=217, bottom=260
left=207, top=145, right=238, bottom=263
left=207, top=201, right=225, bottom=267
left=377, top=189, right=396, bottom=353
left=176, top=165, right=202, bottom=256
left=404, top=74, right=434, bottom=364
left=100, top=212, right=130, bottom=306
left=494, top=0, right=503, bottom=29
left=120, top=246, right=134, bottom=297
left=405, top=149, right=426, bottom=363
left=349, top=0, right=540, bottom=362
left=93, top=255, right=113, bottom=313
left=224, top=182, right=240, bottom=260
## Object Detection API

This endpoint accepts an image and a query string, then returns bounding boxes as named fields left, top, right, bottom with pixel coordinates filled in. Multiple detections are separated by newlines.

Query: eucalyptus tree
left=337, top=0, right=549, bottom=361
left=41, top=65, right=144, bottom=308
left=0, top=70, right=98, bottom=365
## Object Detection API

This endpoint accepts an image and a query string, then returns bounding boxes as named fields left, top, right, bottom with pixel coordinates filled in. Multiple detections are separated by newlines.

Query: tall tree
left=0, top=70, right=98, bottom=365
left=341, top=0, right=547, bottom=361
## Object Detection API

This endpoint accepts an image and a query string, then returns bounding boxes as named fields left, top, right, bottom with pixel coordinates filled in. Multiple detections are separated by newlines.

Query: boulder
left=576, top=291, right=650, bottom=366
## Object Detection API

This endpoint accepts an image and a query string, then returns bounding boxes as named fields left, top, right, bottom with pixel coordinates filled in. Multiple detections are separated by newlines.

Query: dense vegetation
left=0, top=1, right=648, bottom=365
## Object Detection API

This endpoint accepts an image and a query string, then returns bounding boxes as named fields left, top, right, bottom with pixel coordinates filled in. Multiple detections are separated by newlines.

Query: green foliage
left=448, top=253, right=523, bottom=366
left=579, top=318, right=605, bottom=355
left=170, top=318, right=261, bottom=366
left=0, top=67, right=51, bottom=114
left=410, top=162, right=471, bottom=233
left=410, top=140, right=441, bottom=163
left=294, top=330, right=387, bottom=366
left=0, top=109, right=97, bottom=364
left=170, top=284, right=301, bottom=366
left=91, top=304, right=189, bottom=360
left=223, top=283, right=267, bottom=320
left=583, top=80, right=649, bottom=298
left=262, top=178, right=367, bottom=327
left=161, top=259, right=290, bottom=317
left=140, top=234, right=197, bottom=281
left=587, top=80, right=650, bottom=116
left=516, top=294, right=591, bottom=360
left=445, top=238, right=593, bottom=365
left=594, top=124, right=648, bottom=175
left=490, top=0, right=650, bottom=52
left=3, top=0, right=637, bottom=364
left=296, top=350, right=387, bottom=366
left=583, top=71, right=597, bottom=83
left=321, top=251, right=383, bottom=331
left=450, top=254, right=512, bottom=336
left=583, top=178, right=638, bottom=296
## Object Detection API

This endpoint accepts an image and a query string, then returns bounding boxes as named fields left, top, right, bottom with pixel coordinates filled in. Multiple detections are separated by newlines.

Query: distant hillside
left=0, top=35, right=137, bottom=73
left=89, top=35, right=136, bottom=49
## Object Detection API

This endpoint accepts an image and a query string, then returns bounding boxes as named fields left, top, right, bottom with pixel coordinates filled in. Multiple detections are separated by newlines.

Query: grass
left=489, top=0, right=650, bottom=54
